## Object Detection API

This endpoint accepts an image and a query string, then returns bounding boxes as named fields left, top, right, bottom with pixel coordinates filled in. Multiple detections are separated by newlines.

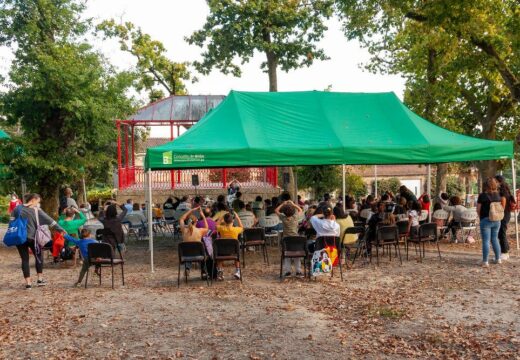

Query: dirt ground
left=0, top=229, right=519, bottom=359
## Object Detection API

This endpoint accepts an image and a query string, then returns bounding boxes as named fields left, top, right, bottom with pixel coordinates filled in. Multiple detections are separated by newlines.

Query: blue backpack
left=3, top=205, right=28, bottom=247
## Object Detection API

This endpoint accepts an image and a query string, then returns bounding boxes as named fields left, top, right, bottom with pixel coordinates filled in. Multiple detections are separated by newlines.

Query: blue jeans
left=480, top=217, right=501, bottom=262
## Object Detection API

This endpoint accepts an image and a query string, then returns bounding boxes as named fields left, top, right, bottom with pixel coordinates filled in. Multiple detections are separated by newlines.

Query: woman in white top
left=407, top=201, right=422, bottom=237
left=310, top=207, right=340, bottom=238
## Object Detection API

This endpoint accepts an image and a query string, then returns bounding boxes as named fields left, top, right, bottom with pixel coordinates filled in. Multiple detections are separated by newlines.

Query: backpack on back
left=488, top=194, right=504, bottom=221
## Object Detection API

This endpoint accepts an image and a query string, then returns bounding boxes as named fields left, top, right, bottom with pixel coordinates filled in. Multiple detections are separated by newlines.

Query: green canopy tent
left=144, top=91, right=516, bottom=271
left=0, top=129, right=10, bottom=140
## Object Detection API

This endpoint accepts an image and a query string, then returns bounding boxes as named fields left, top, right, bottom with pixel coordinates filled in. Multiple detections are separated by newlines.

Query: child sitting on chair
left=64, top=229, right=98, bottom=287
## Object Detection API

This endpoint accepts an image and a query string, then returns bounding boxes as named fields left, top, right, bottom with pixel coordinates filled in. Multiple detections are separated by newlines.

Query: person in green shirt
left=58, top=207, right=87, bottom=237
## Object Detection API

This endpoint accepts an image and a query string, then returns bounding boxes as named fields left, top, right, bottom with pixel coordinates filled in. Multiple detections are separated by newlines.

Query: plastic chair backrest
left=239, top=215, right=255, bottom=229
left=282, top=236, right=307, bottom=252
left=419, top=223, right=438, bottom=238
left=178, top=241, right=205, bottom=259
left=433, top=209, right=449, bottom=220
left=87, top=242, right=113, bottom=261
left=259, top=215, right=280, bottom=228
left=396, top=220, right=409, bottom=234
left=377, top=226, right=398, bottom=242
left=461, top=210, right=478, bottom=222
left=344, top=226, right=365, bottom=235
left=126, top=213, right=144, bottom=227
left=213, top=238, right=240, bottom=257
left=243, top=227, right=265, bottom=241
left=315, top=236, right=340, bottom=251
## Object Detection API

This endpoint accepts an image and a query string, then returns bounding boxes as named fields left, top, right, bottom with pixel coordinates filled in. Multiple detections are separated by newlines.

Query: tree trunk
left=435, top=163, right=448, bottom=197
left=266, top=51, right=278, bottom=92
left=40, top=186, right=60, bottom=219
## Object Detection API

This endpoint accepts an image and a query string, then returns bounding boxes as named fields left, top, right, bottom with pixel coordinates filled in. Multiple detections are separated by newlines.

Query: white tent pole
left=511, top=158, right=519, bottom=254
left=374, top=165, right=378, bottom=197
left=427, top=164, right=432, bottom=222
left=342, top=164, right=346, bottom=211
left=147, top=169, right=154, bottom=273
left=82, top=177, right=87, bottom=205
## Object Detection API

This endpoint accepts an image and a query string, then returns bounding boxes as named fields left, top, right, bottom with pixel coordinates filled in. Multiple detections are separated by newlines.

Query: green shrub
left=0, top=194, right=10, bottom=223
left=373, top=177, right=401, bottom=196
left=446, top=176, right=465, bottom=197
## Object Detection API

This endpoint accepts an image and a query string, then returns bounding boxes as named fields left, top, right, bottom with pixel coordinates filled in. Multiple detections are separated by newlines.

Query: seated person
left=407, top=201, right=422, bottom=237
left=309, top=206, right=340, bottom=244
left=179, top=207, right=209, bottom=277
left=442, top=196, right=466, bottom=238
left=65, top=229, right=99, bottom=287
left=58, top=207, right=87, bottom=248
left=367, top=202, right=385, bottom=253
left=275, top=200, right=303, bottom=277
left=236, top=200, right=257, bottom=227
left=216, top=212, right=243, bottom=280
left=252, top=196, right=264, bottom=218
left=333, top=206, right=356, bottom=246
left=212, top=202, right=229, bottom=221
left=197, top=207, right=217, bottom=233
left=177, top=196, right=192, bottom=211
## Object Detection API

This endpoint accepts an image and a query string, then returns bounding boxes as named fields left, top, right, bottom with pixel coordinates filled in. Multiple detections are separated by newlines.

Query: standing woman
left=495, top=175, right=515, bottom=260
left=12, top=193, right=64, bottom=289
left=477, top=178, right=505, bottom=267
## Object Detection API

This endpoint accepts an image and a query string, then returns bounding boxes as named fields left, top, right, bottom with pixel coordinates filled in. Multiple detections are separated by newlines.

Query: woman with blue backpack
left=7, top=193, right=64, bottom=289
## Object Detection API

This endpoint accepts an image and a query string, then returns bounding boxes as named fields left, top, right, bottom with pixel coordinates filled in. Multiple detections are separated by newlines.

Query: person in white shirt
left=310, top=207, right=340, bottom=238
left=177, top=196, right=192, bottom=211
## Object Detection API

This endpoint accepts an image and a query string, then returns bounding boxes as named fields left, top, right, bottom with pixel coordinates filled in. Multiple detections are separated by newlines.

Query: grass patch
left=370, top=306, right=406, bottom=319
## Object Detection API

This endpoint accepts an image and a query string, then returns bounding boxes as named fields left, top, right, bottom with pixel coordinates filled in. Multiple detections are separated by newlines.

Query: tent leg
left=374, top=165, right=378, bottom=196
left=427, top=164, right=432, bottom=222
left=342, top=164, right=346, bottom=212
left=147, top=169, right=154, bottom=273
left=512, top=159, right=519, bottom=254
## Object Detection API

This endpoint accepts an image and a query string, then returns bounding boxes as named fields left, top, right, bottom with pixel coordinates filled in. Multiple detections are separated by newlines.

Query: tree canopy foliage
left=0, top=0, right=135, bottom=215
left=336, top=0, right=519, bottom=177
left=296, top=165, right=341, bottom=200
left=98, top=20, right=193, bottom=101
left=187, top=0, right=334, bottom=91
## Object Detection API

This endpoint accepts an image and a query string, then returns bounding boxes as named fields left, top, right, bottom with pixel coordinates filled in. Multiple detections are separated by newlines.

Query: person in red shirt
left=418, top=193, right=431, bottom=214
left=8, top=193, right=22, bottom=214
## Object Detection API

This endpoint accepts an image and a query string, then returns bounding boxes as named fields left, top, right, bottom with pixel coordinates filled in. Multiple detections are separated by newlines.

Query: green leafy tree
left=296, top=165, right=341, bottom=199
left=374, top=177, right=401, bottom=196
left=345, top=173, right=366, bottom=199
left=188, top=0, right=334, bottom=198
left=336, top=0, right=519, bottom=179
left=0, top=0, right=135, bottom=216
left=98, top=20, right=193, bottom=100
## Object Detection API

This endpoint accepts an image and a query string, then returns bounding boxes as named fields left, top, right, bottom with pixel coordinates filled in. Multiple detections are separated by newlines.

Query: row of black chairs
left=344, top=221, right=442, bottom=266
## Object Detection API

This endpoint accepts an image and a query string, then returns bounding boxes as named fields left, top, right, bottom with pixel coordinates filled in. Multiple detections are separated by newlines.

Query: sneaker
left=295, top=272, right=304, bottom=277
left=36, top=280, right=47, bottom=287
left=233, top=270, right=241, bottom=280
left=25, top=284, right=32, bottom=290
left=283, top=272, right=292, bottom=277
left=494, top=259, right=502, bottom=264
left=501, top=253, right=510, bottom=261
left=217, top=269, right=224, bottom=281
left=73, top=282, right=82, bottom=288
left=481, top=261, right=489, bottom=268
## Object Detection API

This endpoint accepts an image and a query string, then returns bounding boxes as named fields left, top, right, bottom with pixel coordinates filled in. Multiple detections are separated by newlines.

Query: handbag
left=34, top=207, right=52, bottom=248
left=3, top=205, right=27, bottom=247
left=311, top=248, right=333, bottom=277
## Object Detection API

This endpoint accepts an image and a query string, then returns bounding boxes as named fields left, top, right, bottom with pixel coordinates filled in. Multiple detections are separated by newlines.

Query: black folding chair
left=241, top=228, right=269, bottom=268
left=177, top=242, right=209, bottom=287
left=396, top=220, right=409, bottom=248
left=407, top=223, right=441, bottom=261
left=85, top=242, right=125, bottom=289
left=211, top=238, right=242, bottom=283
left=374, top=225, right=402, bottom=265
left=96, top=228, right=124, bottom=259
left=280, top=236, right=308, bottom=279
left=342, top=226, right=365, bottom=266
left=314, top=236, right=343, bottom=281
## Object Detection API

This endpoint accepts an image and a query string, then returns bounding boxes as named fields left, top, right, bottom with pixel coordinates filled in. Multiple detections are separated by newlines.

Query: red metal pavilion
left=116, top=94, right=278, bottom=191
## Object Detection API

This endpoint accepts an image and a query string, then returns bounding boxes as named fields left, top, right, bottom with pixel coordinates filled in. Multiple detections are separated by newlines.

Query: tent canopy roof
left=0, top=129, right=10, bottom=140
left=145, top=91, right=513, bottom=170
